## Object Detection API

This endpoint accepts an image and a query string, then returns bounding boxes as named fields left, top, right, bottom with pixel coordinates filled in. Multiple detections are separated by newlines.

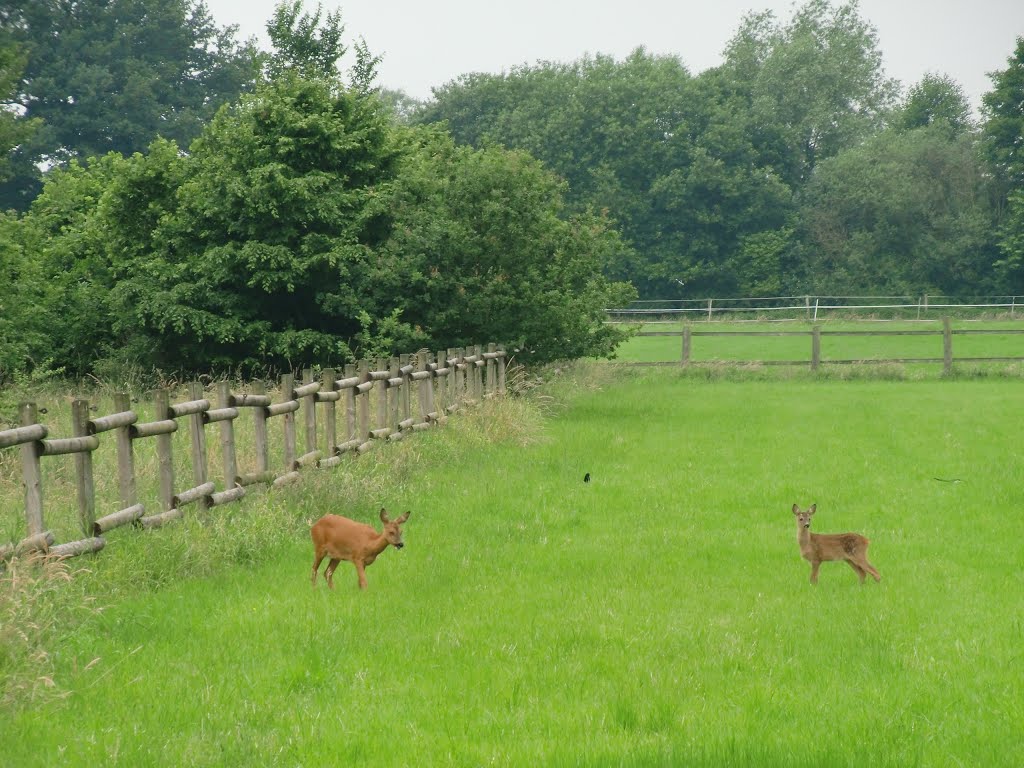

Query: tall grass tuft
left=0, top=557, right=102, bottom=707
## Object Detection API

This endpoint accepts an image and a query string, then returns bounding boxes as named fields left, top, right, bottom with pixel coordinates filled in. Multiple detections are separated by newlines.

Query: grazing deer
left=792, top=504, right=880, bottom=585
left=311, top=508, right=411, bottom=590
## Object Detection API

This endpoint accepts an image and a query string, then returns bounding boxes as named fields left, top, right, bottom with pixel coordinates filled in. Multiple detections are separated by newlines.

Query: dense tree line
left=2, top=0, right=1023, bottom=386
left=0, top=1, right=632, bottom=384
left=418, top=1, right=1024, bottom=301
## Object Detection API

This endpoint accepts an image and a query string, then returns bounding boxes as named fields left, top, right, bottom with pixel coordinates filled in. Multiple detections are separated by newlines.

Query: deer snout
left=394, top=541, right=404, bottom=549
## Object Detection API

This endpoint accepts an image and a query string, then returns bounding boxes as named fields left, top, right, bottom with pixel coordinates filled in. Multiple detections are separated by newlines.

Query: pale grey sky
left=203, top=0, right=1023, bottom=112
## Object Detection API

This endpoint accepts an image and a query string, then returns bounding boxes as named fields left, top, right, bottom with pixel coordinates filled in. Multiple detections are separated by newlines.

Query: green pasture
left=2, top=367, right=1023, bottom=766
left=613, top=319, right=1024, bottom=366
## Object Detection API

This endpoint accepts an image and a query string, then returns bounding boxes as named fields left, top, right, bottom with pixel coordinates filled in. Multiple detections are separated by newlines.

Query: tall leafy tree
left=796, top=125, right=998, bottom=295
left=0, top=0, right=262, bottom=210
left=716, top=0, right=898, bottom=187
left=420, top=48, right=799, bottom=297
left=377, top=129, right=636, bottom=363
left=982, top=37, right=1024, bottom=290
left=0, top=211, right=54, bottom=384
left=0, top=39, right=40, bottom=185
left=109, top=73, right=403, bottom=371
left=896, top=73, right=973, bottom=135
left=265, top=0, right=345, bottom=79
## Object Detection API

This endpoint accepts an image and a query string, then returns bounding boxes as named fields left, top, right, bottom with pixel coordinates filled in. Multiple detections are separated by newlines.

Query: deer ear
left=379, top=507, right=390, bottom=523
left=792, top=504, right=800, bottom=514
left=809, top=504, right=816, bottom=514
left=396, top=511, right=410, bottom=524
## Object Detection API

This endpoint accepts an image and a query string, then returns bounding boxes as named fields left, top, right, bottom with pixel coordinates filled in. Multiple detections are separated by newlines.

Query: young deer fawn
left=792, top=504, right=880, bottom=585
left=311, top=508, right=410, bottom=590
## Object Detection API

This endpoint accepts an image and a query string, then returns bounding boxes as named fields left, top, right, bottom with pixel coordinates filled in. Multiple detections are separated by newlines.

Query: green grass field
left=2, top=366, right=1023, bottom=766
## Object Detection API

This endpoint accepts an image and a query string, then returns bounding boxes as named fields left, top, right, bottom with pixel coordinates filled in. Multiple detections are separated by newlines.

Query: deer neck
left=797, top=522, right=813, bottom=551
left=368, top=532, right=390, bottom=557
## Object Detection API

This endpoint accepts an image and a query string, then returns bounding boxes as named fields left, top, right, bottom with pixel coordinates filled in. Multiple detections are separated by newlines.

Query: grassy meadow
left=1, top=364, right=1023, bottom=766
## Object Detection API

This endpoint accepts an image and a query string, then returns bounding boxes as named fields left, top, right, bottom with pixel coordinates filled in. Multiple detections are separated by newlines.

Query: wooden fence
left=628, top=318, right=1024, bottom=371
left=0, top=345, right=506, bottom=563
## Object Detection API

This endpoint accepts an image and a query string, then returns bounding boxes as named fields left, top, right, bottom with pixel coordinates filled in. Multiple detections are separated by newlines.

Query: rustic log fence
left=627, top=318, right=1024, bottom=372
left=0, top=345, right=506, bottom=564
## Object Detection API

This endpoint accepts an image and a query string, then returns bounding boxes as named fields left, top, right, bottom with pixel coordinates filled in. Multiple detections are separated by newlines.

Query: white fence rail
left=607, top=295, right=1022, bottom=323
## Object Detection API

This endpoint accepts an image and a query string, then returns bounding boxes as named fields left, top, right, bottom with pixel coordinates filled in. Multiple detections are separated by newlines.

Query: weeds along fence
left=0, top=345, right=506, bottom=564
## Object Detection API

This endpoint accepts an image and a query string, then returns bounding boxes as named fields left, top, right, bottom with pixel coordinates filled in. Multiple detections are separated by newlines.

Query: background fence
left=0, top=345, right=506, bottom=563
left=607, top=295, right=1024, bottom=323
left=620, top=318, right=1024, bottom=370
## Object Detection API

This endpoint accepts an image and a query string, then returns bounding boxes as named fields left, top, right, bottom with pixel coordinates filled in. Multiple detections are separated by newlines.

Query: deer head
left=379, top=507, right=411, bottom=549
left=792, top=503, right=816, bottom=529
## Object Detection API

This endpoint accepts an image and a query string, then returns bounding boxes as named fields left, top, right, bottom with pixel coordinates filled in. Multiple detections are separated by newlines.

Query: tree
left=716, top=0, right=898, bottom=187
left=0, top=39, right=40, bottom=186
left=377, top=129, right=636, bottom=363
left=0, top=211, right=54, bottom=384
left=982, top=37, right=1024, bottom=290
left=0, top=0, right=262, bottom=210
left=418, top=3, right=899, bottom=298
left=265, top=0, right=345, bottom=79
left=795, top=125, right=999, bottom=295
left=896, top=73, right=973, bottom=135
left=982, top=37, right=1024, bottom=187
left=102, top=73, right=404, bottom=372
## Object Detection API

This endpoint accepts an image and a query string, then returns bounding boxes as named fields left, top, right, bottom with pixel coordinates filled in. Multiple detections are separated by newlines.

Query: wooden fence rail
left=0, top=344, right=506, bottom=564
left=626, top=318, right=1024, bottom=372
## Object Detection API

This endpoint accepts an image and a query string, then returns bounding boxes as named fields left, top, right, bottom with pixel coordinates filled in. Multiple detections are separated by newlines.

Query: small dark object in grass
left=584, top=472, right=591, bottom=483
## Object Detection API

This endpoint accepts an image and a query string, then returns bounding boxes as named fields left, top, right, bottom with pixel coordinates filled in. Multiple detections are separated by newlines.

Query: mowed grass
left=2, top=368, right=1023, bottom=766
left=614, top=319, right=1024, bottom=365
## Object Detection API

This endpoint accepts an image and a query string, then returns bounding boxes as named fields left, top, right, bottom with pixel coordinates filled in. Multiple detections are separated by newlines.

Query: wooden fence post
left=303, top=368, right=317, bottom=461
left=476, top=345, right=485, bottom=399
left=358, top=362, right=370, bottom=448
left=188, top=382, right=209, bottom=509
left=376, top=357, right=389, bottom=436
left=399, top=355, right=412, bottom=427
left=344, top=363, right=357, bottom=446
left=322, top=368, right=337, bottom=456
left=252, top=381, right=270, bottom=476
left=281, top=373, right=297, bottom=471
left=496, top=345, right=507, bottom=396
left=113, top=392, right=137, bottom=510
left=19, top=402, right=44, bottom=537
left=682, top=327, right=692, bottom=366
left=217, top=382, right=238, bottom=487
left=389, top=357, right=402, bottom=434
left=71, top=399, right=96, bottom=535
left=811, top=326, right=821, bottom=371
left=154, top=389, right=174, bottom=513
left=943, top=317, right=953, bottom=374
left=435, top=349, right=448, bottom=413
left=456, top=348, right=466, bottom=407
left=486, top=343, right=496, bottom=395
left=473, top=344, right=485, bottom=399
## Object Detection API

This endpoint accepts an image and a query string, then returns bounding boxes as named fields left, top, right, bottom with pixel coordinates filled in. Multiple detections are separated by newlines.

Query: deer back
left=311, top=514, right=382, bottom=560
left=809, top=531, right=869, bottom=561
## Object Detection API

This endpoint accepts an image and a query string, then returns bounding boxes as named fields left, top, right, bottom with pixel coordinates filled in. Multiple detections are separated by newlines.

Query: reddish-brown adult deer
left=311, top=508, right=410, bottom=590
left=792, top=504, right=880, bottom=585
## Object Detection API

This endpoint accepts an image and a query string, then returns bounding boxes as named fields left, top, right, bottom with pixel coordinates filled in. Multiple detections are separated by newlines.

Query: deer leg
left=325, top=558, right=341, bottom=589
left=809, top=561, right=821, bottom=584
left=355, top=560, right=368, bottom=590
left=860, top=557, right=881, bottom=582
left=312, top=551, right=325, bottom=587
left=846, top=558, right=867, bottom=584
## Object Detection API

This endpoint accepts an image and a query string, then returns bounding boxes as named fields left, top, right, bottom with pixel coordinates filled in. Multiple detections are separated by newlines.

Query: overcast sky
left=203, top=0, right=1022, bottom=112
